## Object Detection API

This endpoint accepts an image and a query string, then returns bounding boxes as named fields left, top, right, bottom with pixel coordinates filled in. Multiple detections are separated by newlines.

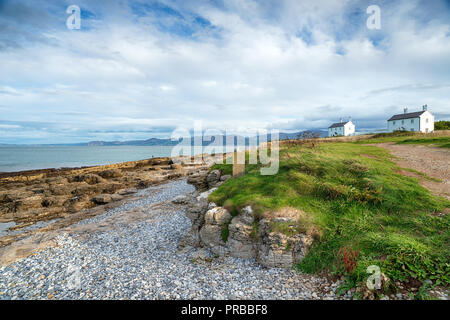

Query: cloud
left=0, top=0, right=449, bottom=143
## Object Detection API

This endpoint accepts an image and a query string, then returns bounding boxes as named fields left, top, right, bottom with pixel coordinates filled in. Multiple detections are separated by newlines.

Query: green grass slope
left=209, top=140, right=450, bottom=294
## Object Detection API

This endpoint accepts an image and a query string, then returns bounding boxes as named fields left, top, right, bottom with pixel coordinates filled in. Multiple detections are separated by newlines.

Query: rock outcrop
left=186, top=169, right=227, bottom=192
left=257, top=218, right=313, bottom=268
left=226, top=206, right=256, bottom=259
left=180, top=181, right=314, bottom=268
left=199, top=206, right=231, bottom=255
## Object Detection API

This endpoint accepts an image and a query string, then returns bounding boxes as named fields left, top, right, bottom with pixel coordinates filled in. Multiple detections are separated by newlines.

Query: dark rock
left=97, top=169, right=122, bottom=179
left=91, top=194, right=112, bottom=205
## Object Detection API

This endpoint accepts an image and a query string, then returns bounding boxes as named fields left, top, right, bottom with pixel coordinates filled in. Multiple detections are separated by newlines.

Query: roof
left=388, top=111, right=425, bottom=121
left=328, top=121, right=349, bottom=128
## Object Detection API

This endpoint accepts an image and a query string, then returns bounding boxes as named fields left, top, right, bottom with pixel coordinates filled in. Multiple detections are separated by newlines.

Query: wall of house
left=344, top=122, right=355, bottom=136
left=328, top=126, right=344, bottom=137
left=388, top=117, right=420, bottom=132
left=419, top=111, right=434, bottom=133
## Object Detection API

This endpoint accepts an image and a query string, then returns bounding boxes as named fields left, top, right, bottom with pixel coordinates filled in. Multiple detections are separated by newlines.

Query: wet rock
left=148, top=158, right=173, bottom=166
left=110, top=194, right=124, bottom=202
left=67, top=174, right=104, bottom=185
left=117, top=188, right=137, bottom=196
left=137, top=181, right=152, bottom=189
left=91, top=194, right=112, bottom=205
left=15, top=195, right=44, bottom=211
left=49, top=184, right=72, bottom=196
left=0, top=193, right=14, bottom=204
left=97, top=169, right=122, bottom=179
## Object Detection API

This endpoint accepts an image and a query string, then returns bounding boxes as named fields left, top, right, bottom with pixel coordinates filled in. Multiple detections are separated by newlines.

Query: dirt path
left=374, top=143, right=450, bottom=200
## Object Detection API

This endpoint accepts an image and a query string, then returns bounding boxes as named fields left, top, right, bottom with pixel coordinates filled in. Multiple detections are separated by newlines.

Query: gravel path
left=374, top=143, right=450, bottom=200
left=0, top=180, right=339, bottom=300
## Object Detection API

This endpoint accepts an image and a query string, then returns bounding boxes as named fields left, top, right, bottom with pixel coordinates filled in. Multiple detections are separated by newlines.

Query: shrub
left=434, top=120, right=450, bottom=131
left=339, top=242, right=360, bottom=274
left=371, top=129, right=416, bottom=139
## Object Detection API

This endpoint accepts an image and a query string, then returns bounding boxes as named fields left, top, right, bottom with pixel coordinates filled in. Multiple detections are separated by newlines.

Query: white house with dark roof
left=387, top=105, right=434, bottom=133
left=328, top=118, right=355, bottom=137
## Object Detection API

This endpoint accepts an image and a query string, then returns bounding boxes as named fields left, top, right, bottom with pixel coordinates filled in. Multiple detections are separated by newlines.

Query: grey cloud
left=0, top=0, right=450, bottom=143
left=366, top=84, right=450, bottom=96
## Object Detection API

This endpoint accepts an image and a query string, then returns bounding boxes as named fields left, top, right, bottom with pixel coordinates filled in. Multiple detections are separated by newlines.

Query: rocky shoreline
left=1, top=154, right=446, bottom=300
left=0, top=179, right=340, bottom=300
left=0, top=154, right=224, bottom=247
left=0, top=155, right=342, bottom=300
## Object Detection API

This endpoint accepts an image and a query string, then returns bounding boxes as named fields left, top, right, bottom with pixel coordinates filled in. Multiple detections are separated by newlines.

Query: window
left=426, top=118, right=429, bottom=123
left=401, top=120, right=404, bottom=125
left=411, top=119, right=414, bottom=124
left=393, top=121, right=396, bottom=125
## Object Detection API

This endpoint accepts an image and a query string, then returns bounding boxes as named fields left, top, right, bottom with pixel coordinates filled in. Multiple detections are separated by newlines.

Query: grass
left=208, top=138, right=450, bottom=292
left=396, top=137, right=450, bottom=148
left=402, top=168, right=442, bottom=183
left=356, top=131, right=450, bottom=148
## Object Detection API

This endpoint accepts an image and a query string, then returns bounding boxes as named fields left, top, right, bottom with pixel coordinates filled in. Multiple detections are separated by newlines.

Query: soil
left=374, top=143, right=449, bottom=201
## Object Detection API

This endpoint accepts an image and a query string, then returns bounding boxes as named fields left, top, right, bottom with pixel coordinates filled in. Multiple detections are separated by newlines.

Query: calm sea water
left=0, top=145, right=178, bottom=173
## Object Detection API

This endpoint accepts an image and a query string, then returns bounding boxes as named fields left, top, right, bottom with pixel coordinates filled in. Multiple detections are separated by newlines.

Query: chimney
left=340, top=117, right=343, bottom=123
left=348, top=116, right=352, bottom=122
left=423, top=104, right=427, bottom=111
left=404, top=107, right=408, bottom=114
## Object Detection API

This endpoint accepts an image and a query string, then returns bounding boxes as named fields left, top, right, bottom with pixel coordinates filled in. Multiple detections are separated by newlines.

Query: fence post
left=232, top=151, right=245, bottom=177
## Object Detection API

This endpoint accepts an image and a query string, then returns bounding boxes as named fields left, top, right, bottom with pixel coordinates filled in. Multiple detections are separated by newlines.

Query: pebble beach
left=0, top=180, right=339, bottom=300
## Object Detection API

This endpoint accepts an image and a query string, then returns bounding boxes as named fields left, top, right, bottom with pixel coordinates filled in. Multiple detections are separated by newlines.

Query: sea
left=0, top=145, right=179, bottom=173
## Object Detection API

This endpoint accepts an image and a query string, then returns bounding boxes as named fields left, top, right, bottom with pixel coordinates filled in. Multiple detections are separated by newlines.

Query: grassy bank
left=208, top=139, right=449, bottom=297
left=356, top=130, right=450, bottom=148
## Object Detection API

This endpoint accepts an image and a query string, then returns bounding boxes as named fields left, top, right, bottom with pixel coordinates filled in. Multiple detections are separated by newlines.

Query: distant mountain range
left=85, top=130, right=328, bottom=146
left=0, top=130, right=328, bottom=146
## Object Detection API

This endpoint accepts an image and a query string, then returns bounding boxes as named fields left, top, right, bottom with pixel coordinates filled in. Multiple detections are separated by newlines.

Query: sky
left=0, top=0, right=449, bottom=144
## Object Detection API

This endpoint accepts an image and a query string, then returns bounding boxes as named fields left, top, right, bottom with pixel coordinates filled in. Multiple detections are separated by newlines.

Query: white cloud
left=0, top=0, right=449, bottom=143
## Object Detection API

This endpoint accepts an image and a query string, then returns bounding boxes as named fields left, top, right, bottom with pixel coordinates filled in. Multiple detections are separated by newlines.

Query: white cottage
left=387, top=105, right=434, bottom=133
left=328, top=118, right=355, bottom=137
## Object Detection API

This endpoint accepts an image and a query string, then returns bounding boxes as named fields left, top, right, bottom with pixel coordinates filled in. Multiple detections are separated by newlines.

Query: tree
left=435, top=120, right=450, bottom=130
